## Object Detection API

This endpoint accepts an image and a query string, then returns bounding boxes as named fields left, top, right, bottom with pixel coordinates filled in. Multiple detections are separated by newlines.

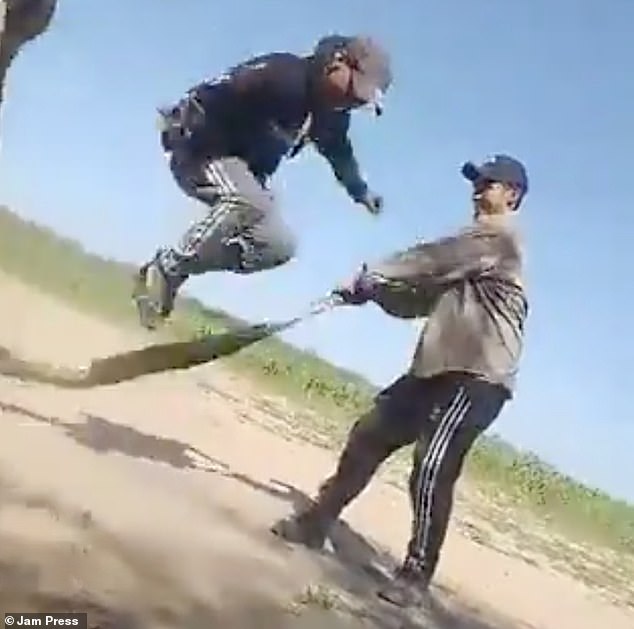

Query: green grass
left=0, top=205, right=633, bottom=559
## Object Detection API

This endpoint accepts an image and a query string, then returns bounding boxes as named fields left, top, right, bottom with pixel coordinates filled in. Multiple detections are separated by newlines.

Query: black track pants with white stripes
left=152, top=152, right=297, bottom=284
left=308, top=373, right=508, bottom=579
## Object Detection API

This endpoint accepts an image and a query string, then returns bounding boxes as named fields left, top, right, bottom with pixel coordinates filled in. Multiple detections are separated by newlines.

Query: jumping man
left=133, top=34, right=392, bottom=329
left=271, top=154, right=530, bottom=608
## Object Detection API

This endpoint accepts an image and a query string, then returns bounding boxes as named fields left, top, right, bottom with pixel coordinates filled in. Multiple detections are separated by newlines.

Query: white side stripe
left=179, top=160, right=239, bottom=256
left=412, top=387, right=472, bottom=554
left=206, top=160, right=237, bottom=196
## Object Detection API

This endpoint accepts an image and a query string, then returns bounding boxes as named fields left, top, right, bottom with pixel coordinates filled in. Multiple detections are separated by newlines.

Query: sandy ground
left=0, top=270, right=633, bottom=629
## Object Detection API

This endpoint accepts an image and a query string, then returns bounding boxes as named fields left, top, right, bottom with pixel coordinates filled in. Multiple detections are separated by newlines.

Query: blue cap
left=461, top=154, right=529, bottom=195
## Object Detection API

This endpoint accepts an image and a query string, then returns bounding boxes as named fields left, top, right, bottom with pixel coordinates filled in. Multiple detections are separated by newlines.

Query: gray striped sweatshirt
left=366, top=214, right=528, bottom=396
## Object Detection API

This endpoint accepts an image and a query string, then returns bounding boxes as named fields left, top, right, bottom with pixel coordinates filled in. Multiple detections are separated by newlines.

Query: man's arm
left=310, top=111, right=369, bottom=202
left=363, top=227, right=509, bottom=318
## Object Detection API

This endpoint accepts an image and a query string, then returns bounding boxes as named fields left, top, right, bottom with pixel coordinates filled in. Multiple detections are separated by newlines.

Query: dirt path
left=0, top=271, right=632, bottom=629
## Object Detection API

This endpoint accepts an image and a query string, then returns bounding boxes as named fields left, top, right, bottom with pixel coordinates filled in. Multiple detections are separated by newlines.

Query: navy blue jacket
left=161, top=52, right=369, bottom=202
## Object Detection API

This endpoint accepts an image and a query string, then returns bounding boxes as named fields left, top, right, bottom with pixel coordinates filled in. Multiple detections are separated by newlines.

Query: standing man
left=272, top=154, right=530, bottom=608
left=134, top=34, right=392, bottom=330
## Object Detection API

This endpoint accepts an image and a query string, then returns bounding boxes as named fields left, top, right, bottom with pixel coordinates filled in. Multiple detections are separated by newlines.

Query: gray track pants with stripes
left=305, top=373, right=507, bottom=579
left=151, top=152, right=296, bottom=288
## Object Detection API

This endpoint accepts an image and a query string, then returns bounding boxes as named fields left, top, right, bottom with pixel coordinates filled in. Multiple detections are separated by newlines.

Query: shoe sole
left=133, top=294, right=161, bottom=331
left=132, top=272, right=163, bottom=331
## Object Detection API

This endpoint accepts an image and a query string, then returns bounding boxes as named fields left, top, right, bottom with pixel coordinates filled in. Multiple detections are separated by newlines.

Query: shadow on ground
left=0, top=399, right=532, bottom=629
left=220, top=475, right=536, bottom=629
left=0, top=400, right=226, bottom=472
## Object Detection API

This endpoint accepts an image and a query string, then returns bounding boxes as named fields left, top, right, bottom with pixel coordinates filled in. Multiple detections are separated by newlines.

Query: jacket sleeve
left=365, top=227, right=509, bottom=319
left=310, top=112, right=369, bottom=202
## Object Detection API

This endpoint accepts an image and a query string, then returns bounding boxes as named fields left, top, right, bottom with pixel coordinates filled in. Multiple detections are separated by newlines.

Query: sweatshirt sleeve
left=310, top=111, right=369, bottom=202
left=365, top=227, right=509, bottom=319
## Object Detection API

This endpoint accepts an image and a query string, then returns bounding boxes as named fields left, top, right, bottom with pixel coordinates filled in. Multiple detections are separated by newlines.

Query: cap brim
left=461, top=160, right=528, bottom=194
left=351, top=76, right=384, bottom=114
left=461, top=161, right=482, bottom=181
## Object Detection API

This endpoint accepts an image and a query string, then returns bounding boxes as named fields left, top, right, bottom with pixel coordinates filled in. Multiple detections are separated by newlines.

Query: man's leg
left=271, top=375, right=432, bottom=548
left=134, top=155, right=296, bottom=329
left=377, top=375, right=508, bottom=608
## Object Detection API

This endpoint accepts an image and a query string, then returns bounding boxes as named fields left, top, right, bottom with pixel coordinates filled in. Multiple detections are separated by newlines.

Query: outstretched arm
left=352, top=227, right=514, bottom=318
left=311, top=111, right=370, bottom=204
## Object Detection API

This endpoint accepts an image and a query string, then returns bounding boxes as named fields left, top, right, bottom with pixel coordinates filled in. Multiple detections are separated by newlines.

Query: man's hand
left=358, top=190, right=383, bottom=215
left=332, top=264, right=374, bottom=305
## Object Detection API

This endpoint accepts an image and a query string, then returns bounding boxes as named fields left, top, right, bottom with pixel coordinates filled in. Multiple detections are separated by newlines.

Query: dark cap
left=314, top=34, right=392, bottom=115
left=461, top=154, right=529, bottom=195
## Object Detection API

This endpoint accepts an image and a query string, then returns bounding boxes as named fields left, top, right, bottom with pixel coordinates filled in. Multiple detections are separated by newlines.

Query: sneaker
left=270, top=513, right=328, bottom=551
left=376, top=558, right=432, bottom=609
left=132, top=262, right=175, bottom=330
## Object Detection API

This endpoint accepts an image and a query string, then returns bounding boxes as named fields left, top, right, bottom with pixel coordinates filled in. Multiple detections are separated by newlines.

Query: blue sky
left=0, top=1, right=632, bottom=501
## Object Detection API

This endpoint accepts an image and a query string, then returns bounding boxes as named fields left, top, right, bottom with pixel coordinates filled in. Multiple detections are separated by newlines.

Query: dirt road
left=0, top=271, right=632, bottom=628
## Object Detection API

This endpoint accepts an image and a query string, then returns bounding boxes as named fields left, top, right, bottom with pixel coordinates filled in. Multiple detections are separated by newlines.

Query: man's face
left=316, top=60, right=366, bottom=111
left=472, top=178, right=520, bottom=218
